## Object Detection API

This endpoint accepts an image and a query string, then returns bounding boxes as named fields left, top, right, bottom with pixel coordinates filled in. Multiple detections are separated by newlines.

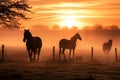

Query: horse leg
left=103, top=49, right=105, bottom=53
left=33, top=51, right=36, bottom=62
left=37, top=48, right=41, bottom=61
left=27, top=48, right=32, bottom=61
left=63, top=48, right=66, bottom=61
left=69, top=49, right=71, bottom=60
left=59, top=47, right=62, bottom=61
left=73, top=48, right=75, bottom=60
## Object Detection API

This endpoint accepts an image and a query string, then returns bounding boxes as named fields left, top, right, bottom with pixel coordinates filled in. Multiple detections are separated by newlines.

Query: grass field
left=0, top=47, right=120, bottom=80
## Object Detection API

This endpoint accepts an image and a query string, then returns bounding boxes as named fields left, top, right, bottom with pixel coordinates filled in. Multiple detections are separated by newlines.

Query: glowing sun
left=60, top=19, right=79, bottom=28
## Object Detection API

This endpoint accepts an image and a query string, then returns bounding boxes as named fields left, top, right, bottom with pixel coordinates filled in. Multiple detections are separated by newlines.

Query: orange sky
left=21, top=0, right=120, bottom=29
left=1, top=0, right=120, bottom=48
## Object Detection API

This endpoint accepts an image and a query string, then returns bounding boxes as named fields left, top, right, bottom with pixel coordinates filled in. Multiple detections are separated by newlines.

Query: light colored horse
left=103, top=39, right=112, bottom=55
left=59, top=33, right=82, bottom=61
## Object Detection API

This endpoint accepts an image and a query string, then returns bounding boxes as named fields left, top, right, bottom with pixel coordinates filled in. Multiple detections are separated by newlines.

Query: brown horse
left=23, top=29, right=42, bottom=62
left=59, top=33, right=82, bottom=61
left=103, top=39, right=112, bottom=55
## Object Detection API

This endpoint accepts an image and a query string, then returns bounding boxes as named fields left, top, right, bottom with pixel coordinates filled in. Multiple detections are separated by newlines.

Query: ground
left=0, top=60, right=120, bottom=80
left=0, top=48, right=120, bottom=80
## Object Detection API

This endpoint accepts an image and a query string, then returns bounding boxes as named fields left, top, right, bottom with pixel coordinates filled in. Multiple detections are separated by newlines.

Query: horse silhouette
left=103, top=39, right=112, bottom=55
left=23, top=29, right=42, bottom=62
left=59, top=33, right=82, bottom=61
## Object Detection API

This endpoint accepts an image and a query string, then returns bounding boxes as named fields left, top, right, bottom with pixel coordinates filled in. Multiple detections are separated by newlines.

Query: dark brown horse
left=103, top=39, right=112, bottom=55
left=23, top=29, right=42, bottom=62
left=59, top=33, right=82, bottom=61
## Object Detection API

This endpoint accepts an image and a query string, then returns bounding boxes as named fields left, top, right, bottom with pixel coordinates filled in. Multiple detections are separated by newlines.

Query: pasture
left=0, top=47, right=120, bottom=80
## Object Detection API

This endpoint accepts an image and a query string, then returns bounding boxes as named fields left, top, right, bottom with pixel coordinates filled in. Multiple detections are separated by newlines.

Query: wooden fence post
left=115, top=48, right=118, bottom=62
left=2, top=44, right=4, bottom=61
left=59, top=50, right=61, bottom=61
left=91, top=47, right=94, bottom=61
left=53, top=46, right=55, bottom=61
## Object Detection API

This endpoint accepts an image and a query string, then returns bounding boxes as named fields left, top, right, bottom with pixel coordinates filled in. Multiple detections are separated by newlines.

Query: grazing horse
left=103, top=39, right=112, bottom=55
left=59, top=33, right=82, bottom=61
left=23, top=29, right=42, bottom=62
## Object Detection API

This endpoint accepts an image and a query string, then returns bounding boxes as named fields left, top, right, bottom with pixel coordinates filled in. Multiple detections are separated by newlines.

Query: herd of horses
left=23, top=29, right=112, bottom=62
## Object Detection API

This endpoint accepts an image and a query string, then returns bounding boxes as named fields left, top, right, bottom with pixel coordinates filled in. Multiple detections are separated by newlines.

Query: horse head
left=108, top=39, right=112, bottom=45
left=109, top=39, right=112, bottom=43
left=76, top=33, right=82, bottom=41
left=23, top=29, right=30, bottom=42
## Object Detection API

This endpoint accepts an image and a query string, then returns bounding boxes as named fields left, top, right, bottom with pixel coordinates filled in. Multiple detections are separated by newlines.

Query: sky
left=1, top=0, right=120, bottom=48
left=21, top=0, right=120, bottom=29
left=0, top=0, right=120, bottom=62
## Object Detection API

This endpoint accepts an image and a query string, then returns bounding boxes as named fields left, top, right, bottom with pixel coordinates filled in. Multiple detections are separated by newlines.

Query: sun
left=60, top=19, right=79, bottom=28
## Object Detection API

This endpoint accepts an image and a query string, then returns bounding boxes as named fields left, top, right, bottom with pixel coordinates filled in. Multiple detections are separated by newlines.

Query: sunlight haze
left=1, top=0, right=120, bottom=49
left=20, top=0, right=120, bottom=29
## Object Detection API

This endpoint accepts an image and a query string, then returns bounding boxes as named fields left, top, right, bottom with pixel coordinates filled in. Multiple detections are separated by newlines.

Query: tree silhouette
left=0, top=0, right=31, bottom=28
left=94, top=24, right=103, bottom=30
left=109, top=25, right=119, bottom=30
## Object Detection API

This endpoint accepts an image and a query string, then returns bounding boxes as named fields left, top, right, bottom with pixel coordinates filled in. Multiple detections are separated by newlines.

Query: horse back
left=59, top=39, right=76, bottom=49
left=33, top=37, right=42, bottom=48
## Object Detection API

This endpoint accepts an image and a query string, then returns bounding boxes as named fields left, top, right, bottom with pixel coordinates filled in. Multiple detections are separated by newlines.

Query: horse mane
left=70, top=33, right=79, bottom=40
left=27, top=30, right=32, bottom=38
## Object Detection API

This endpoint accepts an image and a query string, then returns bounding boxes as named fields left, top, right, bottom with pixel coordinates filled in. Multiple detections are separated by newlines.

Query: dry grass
left=0, top=47, right=120, bottom=80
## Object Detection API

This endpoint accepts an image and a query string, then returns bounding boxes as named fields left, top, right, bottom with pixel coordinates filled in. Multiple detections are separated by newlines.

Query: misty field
left=0, top=47, right=120, bottom=80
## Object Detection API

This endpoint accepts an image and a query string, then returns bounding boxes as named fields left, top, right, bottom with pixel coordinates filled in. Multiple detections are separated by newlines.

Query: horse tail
left=37, top=37, right=42, bottom=61
left=103, top=43, right=106, bottom=53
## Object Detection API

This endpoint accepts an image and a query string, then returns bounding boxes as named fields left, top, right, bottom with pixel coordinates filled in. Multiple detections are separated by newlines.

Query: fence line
left=91, top=47, right=94, bottom=61
left=52, top=46, right=55, bottom=61
left=115, top=48, right=118, bottom=62
left=0, top=45, right=119, bottom=62
left=1, top=44, right=4, bottom=61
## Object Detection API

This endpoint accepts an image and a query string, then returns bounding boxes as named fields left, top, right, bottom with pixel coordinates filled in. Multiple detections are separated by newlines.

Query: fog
left=0, top=25, right=120, bottom=62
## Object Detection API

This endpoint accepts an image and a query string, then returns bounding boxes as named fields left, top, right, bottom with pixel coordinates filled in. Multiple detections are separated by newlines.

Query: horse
left=59, top=33, right=82, bottom=61
left=103, top=39, right=112, bottom=55
left=23, top=29, right=42, bottom=62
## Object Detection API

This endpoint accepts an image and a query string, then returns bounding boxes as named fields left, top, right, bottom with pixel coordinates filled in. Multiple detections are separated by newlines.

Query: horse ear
left=109, top=39, right=112, bottom=41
